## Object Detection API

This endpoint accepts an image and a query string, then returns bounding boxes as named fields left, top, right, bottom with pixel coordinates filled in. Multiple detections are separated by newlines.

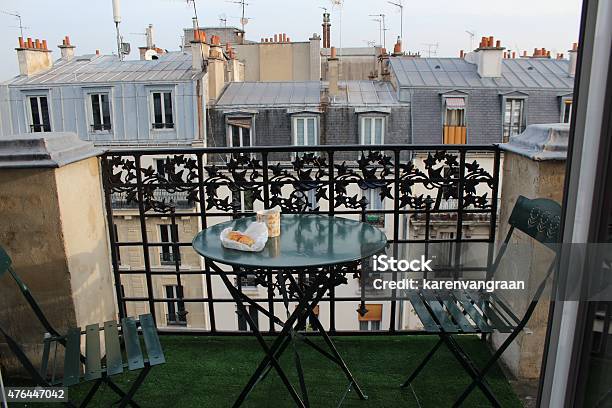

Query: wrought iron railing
left=101, top=144, right=501, bottom=334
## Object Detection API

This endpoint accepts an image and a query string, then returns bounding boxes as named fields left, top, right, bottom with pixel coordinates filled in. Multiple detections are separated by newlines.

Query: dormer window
left=503, top=98, right=526, bottom=142
left=27, top=95, right=51, bottom=133
left=443, top=97, right=466, bottom=144
left=151, top=91, right=174, bottom=129
left=89, top=93, right=112, bottom=132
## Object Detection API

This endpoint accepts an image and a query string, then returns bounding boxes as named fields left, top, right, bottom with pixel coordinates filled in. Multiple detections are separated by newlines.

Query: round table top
left=192, top=214, right=388, bottom=269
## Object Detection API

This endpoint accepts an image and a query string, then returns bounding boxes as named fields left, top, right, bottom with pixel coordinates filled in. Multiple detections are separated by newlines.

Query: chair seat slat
left=421, top=291, right=459, bottom=333
left=62, top=328, right=81, bottom=386
left=85, top=324, right=102, bottom=381
left=139, top=314, right=165, bottom=366
left=467, top=291, right=512, bottom=332
left=407, top=291, right=440, bottom=332
left=438, top=292, right=477, bottom=333
left=452, top=291, right=493, bottom=333
left=104, top=321, right=124, bottom=376
left=121, top=317, right=144, bottom=370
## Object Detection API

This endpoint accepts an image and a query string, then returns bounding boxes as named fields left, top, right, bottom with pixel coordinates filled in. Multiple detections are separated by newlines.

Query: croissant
left=228, top=231, right=255, bottom=246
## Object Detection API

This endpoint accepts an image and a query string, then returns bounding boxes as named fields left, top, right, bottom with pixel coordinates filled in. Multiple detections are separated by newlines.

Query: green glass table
left=193, top=214, right=387, bottom=408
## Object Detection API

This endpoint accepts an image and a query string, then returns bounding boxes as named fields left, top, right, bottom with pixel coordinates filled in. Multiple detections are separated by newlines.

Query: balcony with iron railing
left=4, top=137, right=546, bottom=407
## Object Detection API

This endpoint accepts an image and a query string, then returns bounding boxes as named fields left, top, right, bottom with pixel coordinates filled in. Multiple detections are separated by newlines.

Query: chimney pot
left=496, top=40, right=501, bottom=48
left=65, top=36, right=71, bottom=46
left=330, top=46, right=337, bottom=59
left=460, top=49, right=465, bottom=58
left=287, top=37, right=290, bottom=42
left=35, top=39, right=41, bottom=49
left=42, top=40, right=47, bottom=50
left=572, top=42, right=578, bottom=51
left=26, top=38, right=33, bottom=48
left=96, top=49, right=100, bottom=55
left=274, top=34, right=278, bottom=42
left=488, top=36, right=494, bottom=47
left=18, top=37, right=24, bottom=48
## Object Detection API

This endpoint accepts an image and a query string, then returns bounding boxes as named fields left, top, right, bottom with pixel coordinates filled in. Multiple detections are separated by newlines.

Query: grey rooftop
left=0, top=132, right=105, bottom=168
left=215, top=80, right=401, bottom=108
left=390, top=57, right=574, bottom=89
left=500, top=123, right=569, bottom=161
left=4, top=52, right=197, bottom=86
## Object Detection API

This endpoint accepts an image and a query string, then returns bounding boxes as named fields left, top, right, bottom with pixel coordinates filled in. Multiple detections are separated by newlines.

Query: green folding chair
left=400, top=195, right=561, bottom=407
left=0, top=246, right=165, bottom=407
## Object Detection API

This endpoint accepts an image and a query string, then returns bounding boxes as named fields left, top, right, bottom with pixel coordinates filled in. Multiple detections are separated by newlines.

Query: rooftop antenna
left=226, top=0, right=250, bottom=32
left=422, top=42, right=439, bottom=57
left=1, top=10, right=26, bottom=38
left=387, top=1, right=404, bottom=43
left=465, top=30, right=475, bottom=51
left=369, top=13, right=387, bottom=49
left=112, top=0, right=125, bottom=60
left=219, top=13, right=228, bottom=27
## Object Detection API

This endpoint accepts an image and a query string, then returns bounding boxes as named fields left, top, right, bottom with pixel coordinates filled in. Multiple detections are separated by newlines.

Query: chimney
left=328, top=46, right=340, bottom=97
left=473, top=35, right=505, bottom=78
left=58, top=35, right=76, bottom=61
left=459, top=50, right=465, bottom=59
left=309, top=33, right=321, bottom=80
left=568, top=42, right=578, bottom=77
left=146, top=24, right=154, bottom=49
left=322, top=12, right=331, bottom=48
left=190, top=29, right=209, bottom=71
left=392, top=37, right=402, bottom=56
left=16, top=36, right=53, bottom=76
left=207, top=34, right=226, bottom=102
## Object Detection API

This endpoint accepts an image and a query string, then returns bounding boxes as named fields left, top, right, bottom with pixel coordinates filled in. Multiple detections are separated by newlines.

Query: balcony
left=1, top=133, right=564, bottom=407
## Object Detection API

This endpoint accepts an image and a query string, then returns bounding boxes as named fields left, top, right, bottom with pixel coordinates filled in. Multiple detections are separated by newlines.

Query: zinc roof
left=389, top=57, right=574, bottom=90
left=4, top=52, right=197, bottom=86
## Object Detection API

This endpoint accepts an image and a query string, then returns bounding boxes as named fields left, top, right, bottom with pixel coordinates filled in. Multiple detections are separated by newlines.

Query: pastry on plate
left=228, top=231, right=255, bottom=246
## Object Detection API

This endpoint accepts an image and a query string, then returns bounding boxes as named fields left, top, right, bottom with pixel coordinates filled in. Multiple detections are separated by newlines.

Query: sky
left=0, top=0, right=583, bottom=80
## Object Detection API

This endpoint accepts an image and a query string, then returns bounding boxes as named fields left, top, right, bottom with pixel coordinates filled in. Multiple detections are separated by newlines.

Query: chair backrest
left=508, top=195, right=562, bottom=249
left=0, top=246, right=61, bottom=338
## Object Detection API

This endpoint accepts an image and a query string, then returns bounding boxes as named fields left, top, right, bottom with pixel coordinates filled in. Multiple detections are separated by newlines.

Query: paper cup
left=257, top=207, right=281, bottom=237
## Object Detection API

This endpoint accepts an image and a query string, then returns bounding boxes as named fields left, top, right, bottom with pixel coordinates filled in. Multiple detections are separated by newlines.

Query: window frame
left=501, top=94, right=528, bottom=142
left=86, top=91, right=113, bottom=133
left=164, top=284, right=187, bottom=326
left=25, top=94, right=52, bottom=133
left=149, top=90, right=175, bottom=130
left=159, top=223, right=181, bottom=265
left=561, top=96, right=573, bottom=124
left=292, top=115, right=319, bottom=147
left=359, top=115, right=386, bottom=145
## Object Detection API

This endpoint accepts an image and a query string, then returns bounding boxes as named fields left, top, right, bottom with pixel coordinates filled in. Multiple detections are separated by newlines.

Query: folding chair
left=400, top=195, right=561, bottom=407
left=0, top=246, right=165, bottom=407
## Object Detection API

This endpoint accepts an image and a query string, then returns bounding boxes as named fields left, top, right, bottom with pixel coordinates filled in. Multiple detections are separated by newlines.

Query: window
left=236, top=272, right=258, bottom=289
left=151, top=91, right=174, bottom=129
left=89, top=93, right=111, bottom=131
left=232, top=189, right=255, bottom=212
left=113, top=224, right=121, bottom=265
left=358, top=304, right=382, bottom=331
left=365, top=188, right=385, bottom=227
left=165, top=285, right=186, bottom=325
left=293, top=116, right=318, bottom=146
left=443, top=97, right=466, bottom=144
left=237, top=305, right=259, bottom=331
left=27, top=95, right=51, bottom=132
left=155, top=159, right=167, bottom=177
left=503, top=98, right=526, bottom=142
left=159, top=224, right=180, bottom=265
left=561, top=99, right=573, bottom=124
left=227, top=117, right=252, bottom=148
left=360, top=116, right=385, bottom=145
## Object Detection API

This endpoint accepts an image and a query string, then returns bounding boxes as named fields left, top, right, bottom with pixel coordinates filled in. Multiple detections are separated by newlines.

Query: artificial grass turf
left=9, top=335, right=522, bottom=407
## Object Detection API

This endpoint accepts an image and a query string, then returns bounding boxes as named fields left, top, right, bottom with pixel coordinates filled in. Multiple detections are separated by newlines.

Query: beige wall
left=493, top=152, right=566, bottom=379
left=0, top=157, right=115, bottom=371
left=234, top=42, right=319, bottom=82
